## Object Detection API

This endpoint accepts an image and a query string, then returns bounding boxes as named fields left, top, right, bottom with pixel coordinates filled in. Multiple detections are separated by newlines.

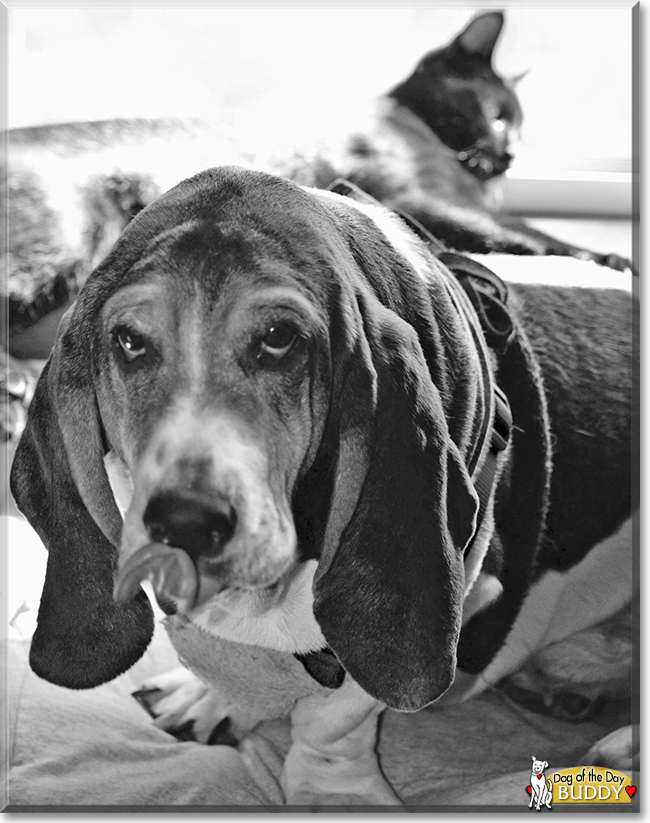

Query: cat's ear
left=454, top=11, right=504, bottom=62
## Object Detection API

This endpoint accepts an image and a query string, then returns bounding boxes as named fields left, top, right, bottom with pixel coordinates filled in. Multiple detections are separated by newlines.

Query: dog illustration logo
left=528, top=756, right=553, bottom=810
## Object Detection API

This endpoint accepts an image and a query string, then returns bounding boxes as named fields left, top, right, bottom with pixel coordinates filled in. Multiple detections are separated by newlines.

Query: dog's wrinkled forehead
left=98, top=166, right=349, bottom=299
left=89, top=167, right=351, bottom=474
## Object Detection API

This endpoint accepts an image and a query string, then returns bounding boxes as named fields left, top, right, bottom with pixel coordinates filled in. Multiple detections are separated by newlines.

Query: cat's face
left=390, top=11, right=523, bottom=181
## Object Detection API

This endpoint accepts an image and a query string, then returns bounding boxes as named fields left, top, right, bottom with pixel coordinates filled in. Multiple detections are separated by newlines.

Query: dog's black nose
left=143, top=492, right=236, bottom=558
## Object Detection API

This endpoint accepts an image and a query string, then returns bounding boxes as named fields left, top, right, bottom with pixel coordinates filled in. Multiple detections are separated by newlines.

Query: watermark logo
left=552, top=766, right=635, bottom=804
left=527, top=761, right=635, bottom=806
left=527, top=756, right=553, bottom=810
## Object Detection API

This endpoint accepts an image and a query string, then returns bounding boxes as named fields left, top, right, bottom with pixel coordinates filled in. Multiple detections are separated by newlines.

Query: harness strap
left=437, top=251, right=514, bottom=354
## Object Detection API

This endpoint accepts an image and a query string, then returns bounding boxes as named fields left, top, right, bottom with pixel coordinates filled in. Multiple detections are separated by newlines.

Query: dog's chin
left=149, top=576, right=289, bottom=620
left=196, top=551, right=293, bottom=593
left=183, top=557, right=326, bottom=654
left=188, top=571, right=287, bottom=617
left=189, top=562, right=293, bottom=613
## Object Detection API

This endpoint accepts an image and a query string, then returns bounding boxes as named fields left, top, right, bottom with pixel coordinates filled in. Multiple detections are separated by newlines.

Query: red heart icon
left=526, top=787, right=532, bottom=795
left=626, top=786, right=636, bottom=798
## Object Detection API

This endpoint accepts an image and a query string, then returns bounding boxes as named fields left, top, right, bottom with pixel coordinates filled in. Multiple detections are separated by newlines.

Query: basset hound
left=10, top=167, right=636, bottom=806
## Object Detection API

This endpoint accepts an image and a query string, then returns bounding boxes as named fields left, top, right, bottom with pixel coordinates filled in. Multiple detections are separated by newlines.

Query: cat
left=5, top=10, right=629, bottom=358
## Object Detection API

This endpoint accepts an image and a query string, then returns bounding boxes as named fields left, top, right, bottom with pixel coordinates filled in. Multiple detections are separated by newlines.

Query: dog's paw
left=133, top=667, right=255, bottom=745
left=581, top=724, right=639, bottom=771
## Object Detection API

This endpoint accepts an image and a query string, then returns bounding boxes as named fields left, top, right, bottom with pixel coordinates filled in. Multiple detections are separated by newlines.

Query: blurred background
left=6, top=4, right=635, bottom=252
left=7, top=5, right=632, bottom=170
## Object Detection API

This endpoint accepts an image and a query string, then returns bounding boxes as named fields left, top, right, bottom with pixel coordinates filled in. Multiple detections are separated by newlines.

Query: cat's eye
left=258, top=322, right=300, bottom=361
left=492, top=118, right=506, bottom=133
left=114, top=325, right=149, bottom=361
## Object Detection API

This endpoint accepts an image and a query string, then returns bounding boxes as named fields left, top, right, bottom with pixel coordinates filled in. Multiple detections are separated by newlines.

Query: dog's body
left=529, top=757, right=553, bottom=810
left=6, top=11, right=629, bottom=351
left=11, top=167, right=636, bottom=805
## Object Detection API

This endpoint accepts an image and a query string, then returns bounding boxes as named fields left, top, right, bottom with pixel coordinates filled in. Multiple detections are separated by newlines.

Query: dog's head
left=11, top=167, right=482, bottom=710
left=531, top=757, right=548, bottom=776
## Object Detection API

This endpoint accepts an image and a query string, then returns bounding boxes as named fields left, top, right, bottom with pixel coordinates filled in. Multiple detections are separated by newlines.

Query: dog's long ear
left=313, top=275, right=478, bottom=712
left=10, top=301, right=154, bottom=689
left=451, top=11, right=504, bottom=63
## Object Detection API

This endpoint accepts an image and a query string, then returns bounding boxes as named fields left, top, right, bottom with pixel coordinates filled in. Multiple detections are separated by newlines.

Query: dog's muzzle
left=114, top=487, right=293, bottom=611
left=113, top=415, right=297, bottom=612
left=113, top=490, right=239, bottom=611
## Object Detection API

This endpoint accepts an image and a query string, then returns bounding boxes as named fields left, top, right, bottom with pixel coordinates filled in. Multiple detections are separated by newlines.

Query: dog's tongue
left=114, top=543, right=199, bottom=610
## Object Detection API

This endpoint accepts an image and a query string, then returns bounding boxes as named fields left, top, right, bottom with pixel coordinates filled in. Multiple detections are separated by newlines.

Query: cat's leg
left=499, top=216, right=633, bottom=273
left=389, top=192, right=632, bottom=271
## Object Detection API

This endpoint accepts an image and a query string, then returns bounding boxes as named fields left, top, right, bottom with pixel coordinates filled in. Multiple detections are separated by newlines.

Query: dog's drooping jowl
left=11, top=167, right=636, bottom=805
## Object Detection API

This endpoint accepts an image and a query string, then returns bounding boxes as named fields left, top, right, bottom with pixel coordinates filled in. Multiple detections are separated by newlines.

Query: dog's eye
left=258, top=322, right=299, bottom=361
left=114, top=326, right=148, bottom=361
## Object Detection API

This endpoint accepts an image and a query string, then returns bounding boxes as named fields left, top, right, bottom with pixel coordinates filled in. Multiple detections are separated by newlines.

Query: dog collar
left=326, top=179, right=513, bottom=547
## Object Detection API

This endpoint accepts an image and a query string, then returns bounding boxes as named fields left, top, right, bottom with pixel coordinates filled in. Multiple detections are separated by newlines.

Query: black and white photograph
left=1, top=2, right=639, bottom=812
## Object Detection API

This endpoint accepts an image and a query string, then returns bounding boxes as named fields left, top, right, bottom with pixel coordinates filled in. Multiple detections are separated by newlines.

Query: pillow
left=6, top=623, right=628, bottom=810
left=3, top=520, right=632, bottom=809
left=6, top=630, right=287, bottom=808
